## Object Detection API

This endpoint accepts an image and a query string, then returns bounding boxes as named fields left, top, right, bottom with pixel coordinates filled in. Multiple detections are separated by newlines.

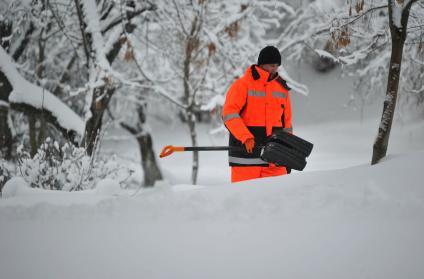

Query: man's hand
left=244, top=138, right=255, bottom=153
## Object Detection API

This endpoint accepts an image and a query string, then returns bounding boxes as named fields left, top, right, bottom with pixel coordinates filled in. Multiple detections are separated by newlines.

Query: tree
left=288, top=0, right=423, bottom=164
left=71, top=0, right=156, bottom=155
left=1, top=0, right=162, bottom=188
left=372, top=0, right=420, bottom=164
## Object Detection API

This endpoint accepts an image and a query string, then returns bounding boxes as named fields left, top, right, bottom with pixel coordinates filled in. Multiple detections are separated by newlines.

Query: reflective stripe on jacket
left=222, top=65, right=293, bottom=167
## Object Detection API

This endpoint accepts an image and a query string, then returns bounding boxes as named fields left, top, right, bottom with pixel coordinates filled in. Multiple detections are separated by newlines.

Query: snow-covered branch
left=337, top=5, right=388, bottom=29
left=82, top=0, right=111, bottom=73
left=0, top=47, right=84, bottom=137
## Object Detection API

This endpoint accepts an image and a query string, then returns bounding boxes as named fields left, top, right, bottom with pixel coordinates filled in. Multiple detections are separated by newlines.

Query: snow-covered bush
left=16, top=138, right=132, bottom=191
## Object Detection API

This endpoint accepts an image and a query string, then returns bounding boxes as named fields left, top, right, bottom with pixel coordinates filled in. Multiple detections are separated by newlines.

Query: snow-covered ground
left=1, top=150, right=424, bottom=279
left=1, top=65, right=424, bottom=279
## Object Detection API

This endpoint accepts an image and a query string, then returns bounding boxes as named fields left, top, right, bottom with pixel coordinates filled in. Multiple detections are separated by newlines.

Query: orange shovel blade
left=159, top=145, right=185, bottom=158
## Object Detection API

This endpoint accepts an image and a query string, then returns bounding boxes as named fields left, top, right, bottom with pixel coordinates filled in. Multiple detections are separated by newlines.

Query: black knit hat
left=257, top=46, right=281, bottom=66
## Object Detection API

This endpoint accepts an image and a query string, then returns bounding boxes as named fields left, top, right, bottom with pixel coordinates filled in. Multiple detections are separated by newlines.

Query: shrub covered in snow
left=16, top=138, right=132, bottom=191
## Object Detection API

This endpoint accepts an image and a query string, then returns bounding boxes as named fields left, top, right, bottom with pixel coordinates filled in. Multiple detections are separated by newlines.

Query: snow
left=391, top=0, right=403, bottom=29
left=1, top=150, right=424, bottom=279
left=172, top=184, right=205, bottom=192
left=82, top=0, right=111, bottom=72
left=270, top=1, right=296, bottom=16
left=390, top=0, right=416, bottom=30
left=95, top=178, right=122, bottom=195
left=1, top=177, right=30, bottom=198
left=315, top=49, right=339, bottom=63
left=0, top=100, right=10, bottom=108
left=0, top=48, right=85, bottom=136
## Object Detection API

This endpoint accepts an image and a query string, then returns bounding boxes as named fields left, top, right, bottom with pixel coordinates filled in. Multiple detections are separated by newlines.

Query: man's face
left=260, top=64, right=279, bottom=75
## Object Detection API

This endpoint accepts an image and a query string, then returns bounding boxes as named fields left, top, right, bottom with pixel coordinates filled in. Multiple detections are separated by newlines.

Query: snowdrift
left=1, top=151, right=424, bottom=279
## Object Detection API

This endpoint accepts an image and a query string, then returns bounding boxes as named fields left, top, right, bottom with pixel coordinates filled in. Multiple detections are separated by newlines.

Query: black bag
left=260, top=131, right=313, bottom=171
left=261, top=142, right=307, bottom=171
left=268, top=130, right=313, bottom=157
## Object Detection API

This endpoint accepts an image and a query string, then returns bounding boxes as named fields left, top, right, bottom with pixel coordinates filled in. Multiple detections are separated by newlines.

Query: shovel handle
left=159, top=145, right=263, bottom=158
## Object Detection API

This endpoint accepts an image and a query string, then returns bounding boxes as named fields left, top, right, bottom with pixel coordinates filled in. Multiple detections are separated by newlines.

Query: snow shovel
left=160, top=140, right=309, bottom=171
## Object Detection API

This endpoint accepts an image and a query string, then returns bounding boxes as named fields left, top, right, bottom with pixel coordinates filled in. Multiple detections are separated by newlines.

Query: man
left=222, top=46, right=293, bottom=183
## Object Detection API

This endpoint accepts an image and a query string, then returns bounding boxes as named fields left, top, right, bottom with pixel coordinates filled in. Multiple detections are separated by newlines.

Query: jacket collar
left=248, top=64, right=276, bottom=84
left=245, top=64, right=291, bottom=91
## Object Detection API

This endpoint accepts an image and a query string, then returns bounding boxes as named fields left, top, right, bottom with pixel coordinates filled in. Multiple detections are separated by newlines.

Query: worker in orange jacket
left=222, top=46, right=293, bottom=183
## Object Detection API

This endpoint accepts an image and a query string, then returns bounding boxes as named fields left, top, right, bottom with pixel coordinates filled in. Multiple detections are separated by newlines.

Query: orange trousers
left=231, top=164, right=288, bottom=183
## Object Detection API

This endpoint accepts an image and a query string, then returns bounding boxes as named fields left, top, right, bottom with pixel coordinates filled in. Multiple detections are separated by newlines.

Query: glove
left=244, top=138, right=255, bottom=154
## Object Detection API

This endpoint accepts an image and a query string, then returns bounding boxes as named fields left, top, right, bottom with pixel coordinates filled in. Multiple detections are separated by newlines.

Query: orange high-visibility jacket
left=222, top=65, right=293, bottom=167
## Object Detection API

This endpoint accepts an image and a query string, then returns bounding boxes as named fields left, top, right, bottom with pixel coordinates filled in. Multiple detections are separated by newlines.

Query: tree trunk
left=82, top=22, right=137, bottom=156
left=120, top=104, right=163, bottom=187
left=83, top=86, right=115, bottom=155
left=187, top=110, right=199, bottom=184
left=372, top=1, right=413, bottom=164
left=0, top=104, right=12, bottom=160
left=35, top=26, right=47, bottom=150
left=137, top=133, right=163, bottom=186
left=28, top=115, right=37, bottom=157
left=136, top=105, right=162, bottom=186
left=12, top=22, right=34, bottom=61
left=53, top=53, right=77, bottom=97
left=0, top=20, right=13, bottom=159
left=182, top=16, right=200, bottom=185
left=0, top=71, right=13, bottom=160
left=183, top=54, right=199, bottom=185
